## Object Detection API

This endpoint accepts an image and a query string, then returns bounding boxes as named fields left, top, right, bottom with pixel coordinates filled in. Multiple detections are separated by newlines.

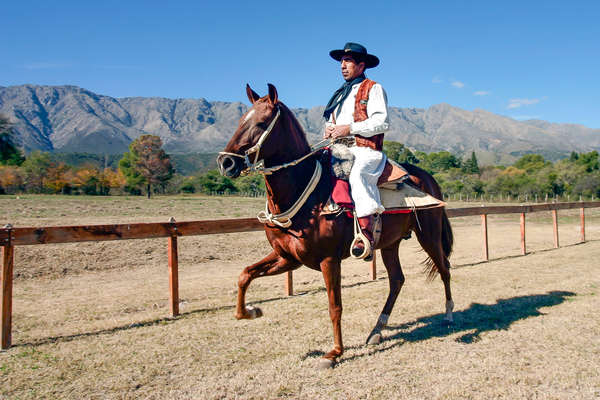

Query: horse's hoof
left=442, top=318, right=454, bottom=326
left=235, top=306, right=263, bottom=320
left=247, top=306, right=263, bottom=319
left=317, top=358, right=335, bottom=369
left=366, top=332, right=382, bottom=345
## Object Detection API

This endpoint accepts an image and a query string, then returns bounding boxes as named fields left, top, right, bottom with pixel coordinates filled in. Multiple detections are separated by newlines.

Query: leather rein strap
left=217, top=105, right=332, bottom=228
left=257, top=160, right=322, bottom=228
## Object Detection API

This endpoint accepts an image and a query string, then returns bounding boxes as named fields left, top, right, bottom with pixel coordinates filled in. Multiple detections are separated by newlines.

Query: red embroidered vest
left=353, top=79, right=384, bottom=151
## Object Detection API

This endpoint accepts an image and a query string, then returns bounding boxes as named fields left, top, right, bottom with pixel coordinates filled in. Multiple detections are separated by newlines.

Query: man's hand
left=323, top=124, right=351, bottom=139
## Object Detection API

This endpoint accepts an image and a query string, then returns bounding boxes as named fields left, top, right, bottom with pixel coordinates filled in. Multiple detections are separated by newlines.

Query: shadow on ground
left=390, top=290, right=575, bottom=344
left=304, top=290, right=575, bottom=364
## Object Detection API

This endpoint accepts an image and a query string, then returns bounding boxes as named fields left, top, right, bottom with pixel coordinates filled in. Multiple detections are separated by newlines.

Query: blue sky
left=2, top=1, right=599, bottom=127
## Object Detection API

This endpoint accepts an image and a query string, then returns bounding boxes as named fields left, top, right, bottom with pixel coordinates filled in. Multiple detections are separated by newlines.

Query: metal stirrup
left=350, top=210, right=371, bottom=259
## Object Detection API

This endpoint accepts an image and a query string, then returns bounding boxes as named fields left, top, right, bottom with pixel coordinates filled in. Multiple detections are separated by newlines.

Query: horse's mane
left=277, top=102, right=311, bottom=155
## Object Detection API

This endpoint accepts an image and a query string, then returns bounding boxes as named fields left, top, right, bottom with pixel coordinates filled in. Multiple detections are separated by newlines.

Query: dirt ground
left=0, top=195, right=599, bottom=399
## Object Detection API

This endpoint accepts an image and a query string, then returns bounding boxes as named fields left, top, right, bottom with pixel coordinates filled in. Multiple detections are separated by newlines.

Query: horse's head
left=217, top=84, right=283, bottom=178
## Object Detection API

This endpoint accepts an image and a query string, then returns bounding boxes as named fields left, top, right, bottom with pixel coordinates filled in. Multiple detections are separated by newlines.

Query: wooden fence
left=2, top=201, right=599, bottom=349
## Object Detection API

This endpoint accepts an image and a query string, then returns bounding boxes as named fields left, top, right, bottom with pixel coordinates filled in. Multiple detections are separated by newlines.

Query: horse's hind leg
left=414, top=217, right=454, bottom=324
left=236, top=251, right=300, bottom=320
left=366, top=240, right=404, bottom=345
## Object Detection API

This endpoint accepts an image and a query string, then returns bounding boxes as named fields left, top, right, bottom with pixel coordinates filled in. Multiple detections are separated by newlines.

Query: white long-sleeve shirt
left=326, top=81, right=390, bottom=137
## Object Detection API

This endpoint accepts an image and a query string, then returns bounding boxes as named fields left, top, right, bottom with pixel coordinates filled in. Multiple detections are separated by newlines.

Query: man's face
left=340, top=55, right=365, bottom=81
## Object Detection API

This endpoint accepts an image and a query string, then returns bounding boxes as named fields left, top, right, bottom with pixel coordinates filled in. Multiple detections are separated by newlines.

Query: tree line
left=0, top=114, right=262, bottom=196
left=383, top=141, right=600, bottom=200
left=1, top=114, right=599, bottom=200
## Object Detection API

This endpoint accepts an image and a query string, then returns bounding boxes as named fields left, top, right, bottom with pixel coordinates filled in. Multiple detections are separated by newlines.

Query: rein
left=257, top=159, right=322, bottom=228
left=218, top=105, right=336, bottom=228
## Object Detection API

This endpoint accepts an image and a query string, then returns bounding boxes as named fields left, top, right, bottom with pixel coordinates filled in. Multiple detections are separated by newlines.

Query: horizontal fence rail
left=6, top=218, right=265, bottom=246
left=2, top=201, right=600, bottom=349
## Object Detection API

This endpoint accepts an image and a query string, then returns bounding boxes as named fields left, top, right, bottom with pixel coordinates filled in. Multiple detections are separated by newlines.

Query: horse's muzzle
left=217, top=153, right=242, bottom=178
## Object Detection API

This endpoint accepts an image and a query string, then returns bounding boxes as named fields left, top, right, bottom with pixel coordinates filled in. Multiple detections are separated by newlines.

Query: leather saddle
left=325, top=144, right=443, bottom=213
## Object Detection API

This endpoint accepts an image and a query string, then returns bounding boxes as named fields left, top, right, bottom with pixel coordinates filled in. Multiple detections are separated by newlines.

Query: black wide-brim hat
left=329, top=42, right=380, bottom=69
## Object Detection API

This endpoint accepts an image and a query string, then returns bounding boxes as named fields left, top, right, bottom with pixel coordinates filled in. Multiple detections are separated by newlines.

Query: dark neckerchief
left=323, top=74, right=366, bottom=120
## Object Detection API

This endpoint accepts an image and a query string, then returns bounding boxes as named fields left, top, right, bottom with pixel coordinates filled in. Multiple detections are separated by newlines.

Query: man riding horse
left=216, top=46, right=455, bottom=367
left=323, top=42, right=388, bottom=261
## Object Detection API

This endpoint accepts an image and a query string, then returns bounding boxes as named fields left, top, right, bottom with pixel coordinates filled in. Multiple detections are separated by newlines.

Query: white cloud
left=451, top=80, right=465, bottom=88
left=474, top=90, right=491, bottom=96
left=432, top=76, right=443, bottom=84
left=507, top=98, right=542, bottom=109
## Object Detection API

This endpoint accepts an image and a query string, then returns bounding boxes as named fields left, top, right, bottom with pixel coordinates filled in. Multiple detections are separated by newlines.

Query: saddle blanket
left=331, top=179, right=444, bottom=213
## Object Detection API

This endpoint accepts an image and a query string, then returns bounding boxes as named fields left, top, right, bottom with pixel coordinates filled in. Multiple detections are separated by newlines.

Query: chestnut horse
left=217, top=84, right=454, bottom=368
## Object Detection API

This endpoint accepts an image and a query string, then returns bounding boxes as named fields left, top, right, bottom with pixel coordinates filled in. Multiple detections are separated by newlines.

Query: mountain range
left=1, top=84, right=599, bottom=164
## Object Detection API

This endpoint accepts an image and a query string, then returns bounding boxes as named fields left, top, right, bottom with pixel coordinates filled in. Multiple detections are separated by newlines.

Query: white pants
left=348, top=146, right=387, bottom=218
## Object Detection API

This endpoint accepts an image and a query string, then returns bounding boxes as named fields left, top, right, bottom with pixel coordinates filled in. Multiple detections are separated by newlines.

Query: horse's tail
left=400, top=162, right=454, bottom=278
left=441, top=208, right=454, bottom=258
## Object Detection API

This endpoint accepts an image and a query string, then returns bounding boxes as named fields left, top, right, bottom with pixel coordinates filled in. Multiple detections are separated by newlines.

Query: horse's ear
left=246, top=84, right=260, bottom=104
left=267, top=83, right=278, bottom=104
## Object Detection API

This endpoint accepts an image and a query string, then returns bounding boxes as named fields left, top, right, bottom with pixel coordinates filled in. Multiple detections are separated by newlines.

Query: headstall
left=217, top=106, right=336, bottom=228
left=217, top=107, right=281, bottom=175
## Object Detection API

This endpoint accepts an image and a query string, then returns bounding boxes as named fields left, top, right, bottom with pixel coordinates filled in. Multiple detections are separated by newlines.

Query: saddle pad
left=380, top=185, right=444, bottom=210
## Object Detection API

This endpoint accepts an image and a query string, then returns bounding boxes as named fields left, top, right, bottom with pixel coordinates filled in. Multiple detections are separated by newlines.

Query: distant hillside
left=1, top=84, right=599, bottom=164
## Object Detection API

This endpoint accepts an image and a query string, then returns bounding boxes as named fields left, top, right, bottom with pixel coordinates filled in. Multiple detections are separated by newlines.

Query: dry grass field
left=1, top=194, right=599, bottom=399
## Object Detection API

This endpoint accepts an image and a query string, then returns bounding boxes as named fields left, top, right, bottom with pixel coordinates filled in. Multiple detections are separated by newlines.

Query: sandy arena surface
left=0, top=195, right=599, bottom=399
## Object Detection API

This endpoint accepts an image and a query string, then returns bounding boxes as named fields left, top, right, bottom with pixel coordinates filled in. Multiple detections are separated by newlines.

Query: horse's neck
left=264, top=156, right=319, bottom=215
left=265, top=108, right=311, bottom=167
left=263, top=107, right=323, bottom=214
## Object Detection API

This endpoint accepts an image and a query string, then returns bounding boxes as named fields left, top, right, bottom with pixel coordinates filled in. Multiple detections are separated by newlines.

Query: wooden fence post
left=168, top=218, right=179, bottom=317
left=520, top=213, right=526, bottom=255
left=552, top=209, right=559, bottom=248
left=371, top=251, right=377, bottom=280
left=285, top=271, right=293, bottom=296
left=580, top=207, right=585, bottom=243
left=2, top=225, right=14, bottom=349
left=481, top=214, right=489, bottom=261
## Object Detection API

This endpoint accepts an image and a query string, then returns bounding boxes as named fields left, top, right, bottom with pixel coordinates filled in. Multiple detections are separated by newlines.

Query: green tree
left=382, top=141, right=419, bottom=164
left=0, top=115, right=25, bottom=166
left=575, top=151, right=599, bottom=172
left=196, top=170, right=237, bottom=194
left=419, top=151, right=461, bottom=174
left=569, top=151, right=579, bottom=162
left=22, top=151, right=52, bottom=193
left=234, top=174, right=265, bottom=194
left=573, top=171, right=600, bottom=198
left=119, top=151, right=145, bottom=194
left=462, top=151, right=480, bottom=174
left=513, top=154, right=548, bottom=173
left=119, top=135, right=174, bottom=198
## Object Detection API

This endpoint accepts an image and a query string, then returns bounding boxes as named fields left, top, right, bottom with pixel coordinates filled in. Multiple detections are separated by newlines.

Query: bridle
left=217, top=106, right=282, bottom=176
left=217, top=104, right=334, bottom=228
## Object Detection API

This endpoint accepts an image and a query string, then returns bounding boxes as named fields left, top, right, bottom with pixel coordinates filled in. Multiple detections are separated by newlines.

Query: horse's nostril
left=223, top=158, right=233, bottom=169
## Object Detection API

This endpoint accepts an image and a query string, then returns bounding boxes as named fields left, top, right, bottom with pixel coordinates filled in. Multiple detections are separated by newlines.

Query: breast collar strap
left=257, top=159, right=322, bottom=228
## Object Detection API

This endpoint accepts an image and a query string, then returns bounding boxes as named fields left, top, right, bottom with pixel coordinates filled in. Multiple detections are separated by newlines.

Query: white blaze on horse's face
left=242, top=109, right=255, bottom=125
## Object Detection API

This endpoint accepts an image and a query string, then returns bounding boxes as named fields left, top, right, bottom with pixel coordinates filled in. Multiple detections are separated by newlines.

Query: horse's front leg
left=236, top=251, right=299, bottom=320
left=318, top=257, right=343, bottom=369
